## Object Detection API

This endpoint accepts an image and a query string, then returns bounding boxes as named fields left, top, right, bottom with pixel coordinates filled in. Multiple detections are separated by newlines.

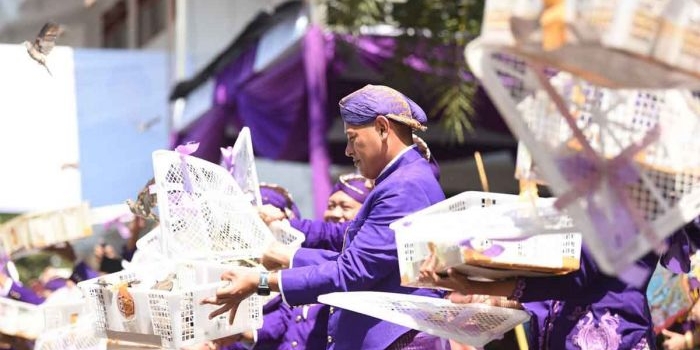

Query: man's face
left=323, top=190, right=363, bottom=223
left=344, top=122, right=384, bottom=179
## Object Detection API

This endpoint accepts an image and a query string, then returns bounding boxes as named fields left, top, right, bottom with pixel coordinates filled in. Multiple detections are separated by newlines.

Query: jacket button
left=329, top=306, right=334, bottom=314
left=327, top=335, right=333, bottom=343
left=291, top=341, right=298, bottom=347
left=295, top=315, right=303, bottom=323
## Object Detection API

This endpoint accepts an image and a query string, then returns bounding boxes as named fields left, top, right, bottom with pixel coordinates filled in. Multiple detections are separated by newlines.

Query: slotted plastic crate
left=318, top=291, right=530, bottom=348
left=152, top=150, right=275, bottom=260
left=480, top=0, right=700, bottom=88
left=34, top=319, right=106, bottom=350
left=391, top=191, right=579, bottom=287
left=466, top=40, right=700, bottom=276
left=77, top=260, right=262, bottom=349
left=221, top=127, right=263, bottom=207
left=0, top=296, right=86, bottom=339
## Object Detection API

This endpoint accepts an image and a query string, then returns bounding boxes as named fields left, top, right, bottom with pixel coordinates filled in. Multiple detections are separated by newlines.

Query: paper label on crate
left=470, top=233, right=582, bottom=268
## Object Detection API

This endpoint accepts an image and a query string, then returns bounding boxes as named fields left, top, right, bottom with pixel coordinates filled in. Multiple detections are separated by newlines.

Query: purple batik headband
left=332, top=174, right=373, bottom=204
left=259, top=183, right=302, bottom=219
left=339, top=85, right=428, bottom=131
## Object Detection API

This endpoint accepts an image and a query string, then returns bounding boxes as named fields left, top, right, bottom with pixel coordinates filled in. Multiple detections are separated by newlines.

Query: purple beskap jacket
left=279, top=148, right=445, bottom=350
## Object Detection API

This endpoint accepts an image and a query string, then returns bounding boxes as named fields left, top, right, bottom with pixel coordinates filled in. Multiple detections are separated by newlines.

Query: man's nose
left=345, top=142, right=352, bottom=157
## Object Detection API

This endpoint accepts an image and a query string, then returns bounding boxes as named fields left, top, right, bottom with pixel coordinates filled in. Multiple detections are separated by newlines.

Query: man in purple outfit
left=203, top=84, right=447, bottom=350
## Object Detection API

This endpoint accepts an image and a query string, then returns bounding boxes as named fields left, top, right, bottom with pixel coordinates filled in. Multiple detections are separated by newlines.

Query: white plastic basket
left=391, top=191, right=579, bottom=287
left=77, top=260, right=262, bottom=349
left=152, top=150, right=275, bottom=260
left=268, top=221, right=305, bottom=247
left=130, top=222, right=303, bottom=270
left=466, top=40, right=700, bottom=276
left=480, top=0, right=700, bottom=88
left=221, top=127, right=263, bottom=207
left=0, top=203, right=93, bottom=255
left=0, top=296, right=86, bottom=339
left=318, top=291, right=530, bottom=348
left=34, top=319, right=107, bottom=350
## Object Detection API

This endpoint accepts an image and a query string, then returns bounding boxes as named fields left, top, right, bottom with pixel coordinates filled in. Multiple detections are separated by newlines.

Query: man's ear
left=375, top=116, right=390, bottom=140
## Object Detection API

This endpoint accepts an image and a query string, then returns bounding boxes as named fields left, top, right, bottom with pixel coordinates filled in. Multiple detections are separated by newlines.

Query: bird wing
left=34, top=22, right=63, bottom=56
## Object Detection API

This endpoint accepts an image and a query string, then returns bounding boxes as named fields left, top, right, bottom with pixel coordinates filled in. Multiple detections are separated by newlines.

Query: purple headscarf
left=332, top=174, right=373, bottom=204
left=260, top=183, right=302, bottom=219
left=339, top=85, right=428, bottom=131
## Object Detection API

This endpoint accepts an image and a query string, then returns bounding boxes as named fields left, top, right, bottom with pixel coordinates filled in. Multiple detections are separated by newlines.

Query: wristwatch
left=257, top=271, right=270, bottom=296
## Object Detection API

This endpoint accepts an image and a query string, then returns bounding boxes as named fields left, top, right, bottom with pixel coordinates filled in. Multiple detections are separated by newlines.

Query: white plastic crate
left=479, top=0, right=700, bottom=88
left=318, top=291, right=530, bottom=348
left=391, top=191, right=579, bottom=287
left=77, top=260, right=262, bottom=349
left=0, top=296, right=86, bottom=339
left=221, top=127, right=263, bottom=207
left=466, top=41, right=700, bottom=276
left=0, top=203, right=93, bottom=255
left=268, top=220, right=305, bottom=247
left=34, top=319, right=107, bottom=350
left=152, top=150, right=275, bottom=260
left=129, top=223, right=303, bottom=272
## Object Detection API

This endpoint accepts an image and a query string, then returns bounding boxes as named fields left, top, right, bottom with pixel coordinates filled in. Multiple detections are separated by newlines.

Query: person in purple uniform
left=203, top=84, right=448, bottom=350
left=0, top=260, right=98, bottom=305
left=420, top=213, right=700, bottom=349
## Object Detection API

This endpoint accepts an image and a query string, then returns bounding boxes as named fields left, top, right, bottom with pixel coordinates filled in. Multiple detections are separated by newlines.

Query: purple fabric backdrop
left=172, top=28, right=507, bottom=218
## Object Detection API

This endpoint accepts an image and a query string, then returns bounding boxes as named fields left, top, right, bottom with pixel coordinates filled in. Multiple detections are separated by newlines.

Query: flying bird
left=136, top=116, right=162, bottom=133
left=24, top=22, right=64, bottom=76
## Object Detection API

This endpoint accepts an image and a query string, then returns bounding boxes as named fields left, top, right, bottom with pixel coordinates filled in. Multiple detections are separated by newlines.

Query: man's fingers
left=208, top=302, right=235, bottom=320
left=228, top=305, right=239, bottom=325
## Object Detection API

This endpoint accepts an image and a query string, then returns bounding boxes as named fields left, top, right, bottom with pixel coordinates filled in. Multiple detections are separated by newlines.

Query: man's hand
left=200, top=268, right=259, bottom=324
left=661, top=329, right=688, bottom=350
left=258, top=204, right=286, bottom=225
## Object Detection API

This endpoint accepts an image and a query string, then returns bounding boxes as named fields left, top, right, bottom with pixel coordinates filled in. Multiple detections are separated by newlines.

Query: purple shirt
left=280, top=148, right=445, bottom=350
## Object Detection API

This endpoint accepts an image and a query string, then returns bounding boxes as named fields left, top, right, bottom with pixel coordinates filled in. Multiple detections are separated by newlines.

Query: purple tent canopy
left=172, top=26, right=512, bottom=218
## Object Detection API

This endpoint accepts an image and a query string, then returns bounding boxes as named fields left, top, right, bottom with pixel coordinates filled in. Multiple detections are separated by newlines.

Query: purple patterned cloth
left=331, top=174, right=372, bottom=205
left=339, top=85, right=427, bottom=130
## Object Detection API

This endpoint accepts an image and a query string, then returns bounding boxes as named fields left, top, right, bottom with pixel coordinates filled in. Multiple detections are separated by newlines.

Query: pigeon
left=126, top=177, right=159, bottom=222
left=136, top=116, right=162, bottom=133
left=151, top=273, right=176, bottom=291
left=24, top=22, right=64, bottom=76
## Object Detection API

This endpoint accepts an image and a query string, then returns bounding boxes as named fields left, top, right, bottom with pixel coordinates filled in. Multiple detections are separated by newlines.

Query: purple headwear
left=44, top=277, right=67, bottom=291
left=332, top=174, right=373, bottom=204
left=260, top=183, right=302, bottom=219
left=339, top=85, right=428, bottom=131
left=69, top=261, right=99, bottom=284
